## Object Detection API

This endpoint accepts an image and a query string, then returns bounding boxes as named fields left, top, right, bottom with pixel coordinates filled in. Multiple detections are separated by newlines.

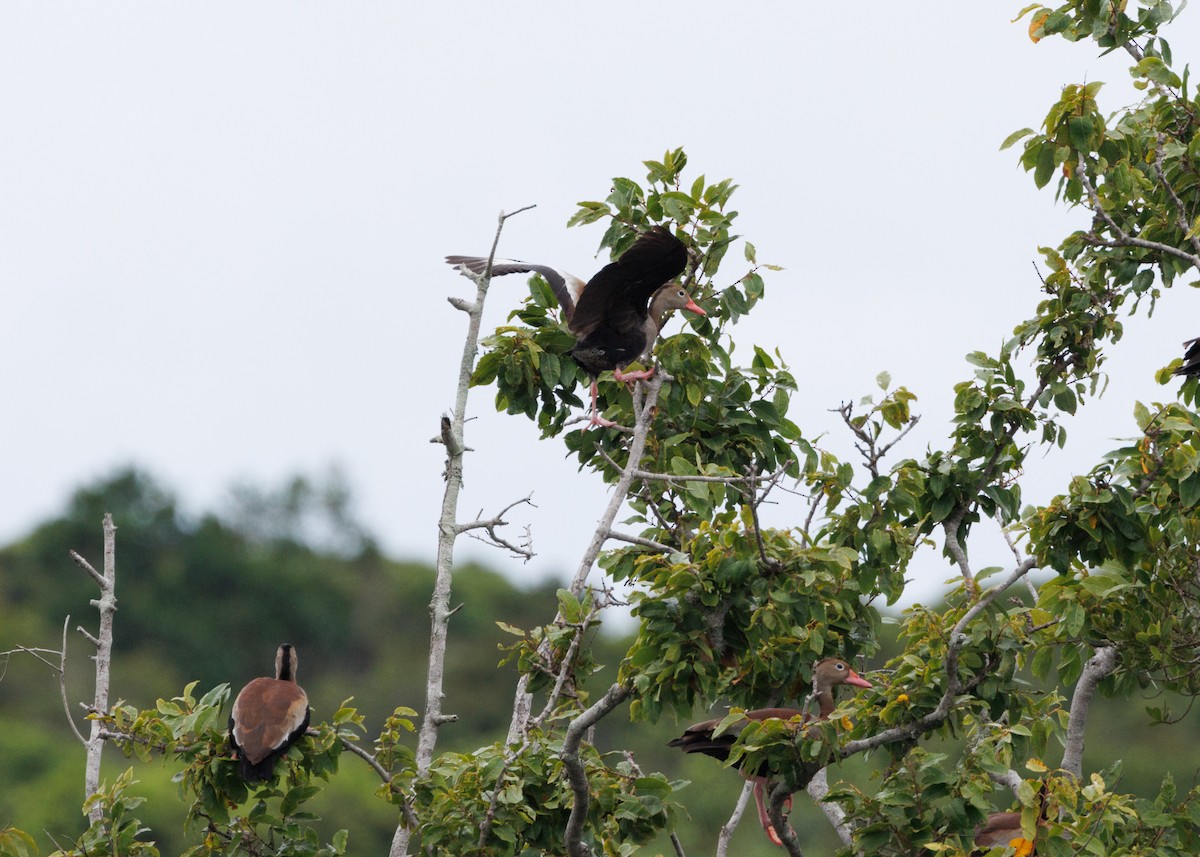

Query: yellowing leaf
left=1025, top=758, right=1048, bottom=772
left=1029, top=10, right=1049, bottom=42
left=1011, top=837, right=1035, bottom=857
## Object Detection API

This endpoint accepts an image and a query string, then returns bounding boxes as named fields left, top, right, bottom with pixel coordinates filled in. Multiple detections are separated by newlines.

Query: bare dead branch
left=716, top=780, right=755, bottom=857
left=458, top=495, right=537, bottom=560
left=69, top=549, right=105, bottom=589
left=0, top=645, right=60, bottom=672
left=1062, top=645, right=1118, bottom=778
left=561, top=683, right=631, bottom=857
left=391, top=204, right=533, bottom=857
left=58, top=616, right=86, bottom=746
left=78, top=514, right=118, bottom=824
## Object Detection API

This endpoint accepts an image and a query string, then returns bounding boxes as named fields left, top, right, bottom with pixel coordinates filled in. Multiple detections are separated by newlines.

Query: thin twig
left=340, top=736, right=391, bottom=783
left=604, top=530, right=674, bottom=552
left=59, top=616, right=86, bottom=746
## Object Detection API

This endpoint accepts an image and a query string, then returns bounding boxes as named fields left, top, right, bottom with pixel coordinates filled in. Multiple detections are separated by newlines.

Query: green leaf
left=1000, top=127, right=1035, bottom=150
left=1067, top=116, right=1094, bottom=151
left=1034, top=142, right=1056, bottom=188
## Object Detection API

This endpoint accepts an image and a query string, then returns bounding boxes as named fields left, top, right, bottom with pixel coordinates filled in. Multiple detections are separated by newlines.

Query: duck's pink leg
left=587, top=380, right=617, bottom=428
left=752, top=780, right=784, bottom=847
left=752, top=779, right=795, bottom=847
left=613, top=366, right=655, bottom=383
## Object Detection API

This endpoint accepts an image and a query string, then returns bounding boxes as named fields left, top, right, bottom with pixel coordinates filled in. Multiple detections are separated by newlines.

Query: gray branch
left=561, top=683, right=631, bottom=857
left=716, top=780, right=754, bottom=857
left=507, top=373, right=669, bottom=740
left=1076, top=152, right=1200, bottom=272
left=1152, top=133, right=1200, bottom=260
left=943, top=509, right=973, bottom=583
left=58, top=616, right=86, bottom=746
left=459, top=495, right=537, bottom=560
left=841, top=558, right=1036, bottom=757
left=604, top=530, right=674, bottom=552
left=807, top=769, right=858, bottom=852
left=69, top=549, right=106, bottom=589
left=1061, top=645, right=1118, bottom=778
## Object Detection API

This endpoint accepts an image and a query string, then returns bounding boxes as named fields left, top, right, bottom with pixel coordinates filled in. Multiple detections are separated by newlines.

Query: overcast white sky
left=3, top=4, right=1197, bottom=602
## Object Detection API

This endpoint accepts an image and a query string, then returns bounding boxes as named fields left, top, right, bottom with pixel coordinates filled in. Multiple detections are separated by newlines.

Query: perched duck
left=1175, top=337, right=1200, bottom=377
left=668, top=658, right=872, bottom=847
left=229, top=644, right=310, bottom=781
left=973, top=812, right=1026, bottom=850
left=447, top=226, right=705, bottom=426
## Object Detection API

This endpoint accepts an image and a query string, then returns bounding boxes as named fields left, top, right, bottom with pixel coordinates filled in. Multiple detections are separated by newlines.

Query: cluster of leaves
left=411, top=735, right=677, bottom=857
left=607, top=515, right=881, bottom=722
left=496, top=589, right=600, bottom=698
left=77, top=683, right=383, bottom=857
left=0, top=827, right=38, bottom=857
left=51, top=769, right=161, bottom=857
left=1028, top=401, right=1200, bottom=696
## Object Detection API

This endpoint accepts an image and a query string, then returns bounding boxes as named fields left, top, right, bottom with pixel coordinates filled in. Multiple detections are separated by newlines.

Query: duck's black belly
left=570, top=326, right=650, bottom=376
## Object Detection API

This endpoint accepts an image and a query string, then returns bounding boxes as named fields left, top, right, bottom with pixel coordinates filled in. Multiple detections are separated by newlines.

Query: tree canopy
left=7, top=3, right=1200, bottom=856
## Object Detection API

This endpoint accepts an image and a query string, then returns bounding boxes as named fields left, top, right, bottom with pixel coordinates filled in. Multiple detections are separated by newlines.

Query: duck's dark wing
left=1176, top=337, right=1200, bottom=377
left=568, top=227, right=688, bottom=339
left=666, top=708, right=805, bottom=764
left=667, top=716, right=740, bottom=762
left=445, top=255, right=584, bottom=320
